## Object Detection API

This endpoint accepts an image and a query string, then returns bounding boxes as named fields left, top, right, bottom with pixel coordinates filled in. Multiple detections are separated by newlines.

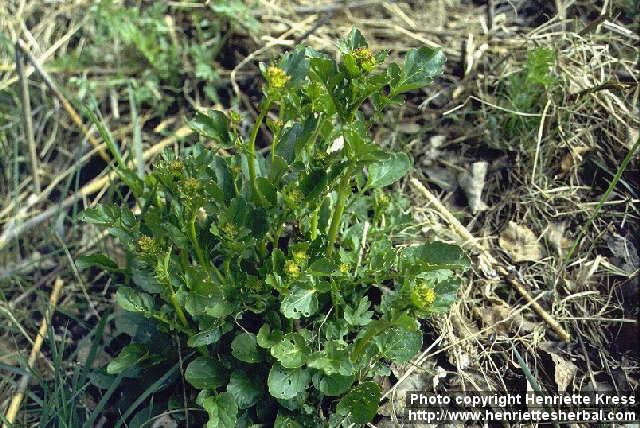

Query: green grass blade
left=564, top=137, right=640, bottom=262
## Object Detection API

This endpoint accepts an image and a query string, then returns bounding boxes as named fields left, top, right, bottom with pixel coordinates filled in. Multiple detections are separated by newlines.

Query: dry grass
left=1, top=0, right=638, bottom=425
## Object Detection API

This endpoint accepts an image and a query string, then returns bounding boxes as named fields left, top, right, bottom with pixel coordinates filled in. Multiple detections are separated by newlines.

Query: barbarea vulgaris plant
left=80, top=28, right=469, bottom=427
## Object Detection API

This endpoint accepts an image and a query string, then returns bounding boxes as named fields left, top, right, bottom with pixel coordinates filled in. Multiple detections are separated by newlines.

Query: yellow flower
left=181, top=177, right=200, bottom=195
left=284, top=260, right=300, bottom=279
left=351, top=47, right=376, bottom=73
left=284, top=188, right=303, bottom=208
left=168, top=160, right=184, bottom=176
left=229, top=110, right=241, bottom=125
left=136, top=236, right=160, bottom=256
left=411, top=282, right=437, bottom=310
left=292, top=250, right=308, bottom=265
left=220, top=222, right=238, bottom=238
left=339, top=263, right=350, bottom=274
left=266, top=66, right=289, bottom=89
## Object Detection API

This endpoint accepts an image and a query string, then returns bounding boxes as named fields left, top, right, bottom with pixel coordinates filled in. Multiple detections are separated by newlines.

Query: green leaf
left=342, top=121, right=386, bottom=162
left=343, top=297, right=373, bottom=327
left=367, top=152, right=412, bottom=188
left=76, top=254, right=119, bottom=271
left=298, top=168, right=328, bottom=202
left=231, top=332, right=261, bottom=363
left=279, top=46, right=309, bottom=86
left=308, top=258, right=337, bottom=276
left=117, top=167, right=145, bottom=197
left=197, top=391, right=238, bottom=428
left=267, top=364, right=310, bottom=400
left=390, top=46, right=445, bottom=96
left=368, top=238, right=395, bottom=272
left=116, top=287, right=154, bottom=313
left=270, top=333, right=309, bottom=369
left=188, top=110, right=231, bottom=147
left=187, top=327, right=221, bottom=347
left=78, top=204, right=117, bottom=226
left=106, top=344, right=147, bottom=374
left=185, top=356, right=227, bottom=390
left=401, top=241, right=470, bottom=271
left=257, top=324, right=284, bottom=348
left=212, top=156, right=235, bottom=202
left=315, top=373, right=354, bottom=397
left=256, top=177, right=277, bottom=206
left=274, top=413, right=304, bottom=428
left=226, top=371, right=262, bottom=409
left=336, top=381, right=381, bottom=423
left=280, top=285, right=318, bottom=319
left=336, top=27, right=368, bottom=54
left=276, top=118, right=316, bottom=164
left=374, top=327, right=422, bottom=363
left=307, top=341, right=354, bottom=376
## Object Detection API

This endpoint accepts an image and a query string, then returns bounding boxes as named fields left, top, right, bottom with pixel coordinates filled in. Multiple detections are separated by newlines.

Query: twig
left=410, top=177, right=571, bottom=342
left=15, top=41, right=40, bottom=193
left=2, top=277, right=64, bottom=428
left=293, top=0, right=381, bottom=14
left=16, top=39, right=110, bottom=162
left=0, top=126, right=193, bottom=252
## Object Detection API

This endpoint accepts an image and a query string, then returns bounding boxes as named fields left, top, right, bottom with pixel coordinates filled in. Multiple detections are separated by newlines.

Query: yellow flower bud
left=266, top=66, right=290, bottom=89
left=168, top=160, right=184, bottom=176
left=339, top=263, right=350, bottom=274
left=284, top=260, right=300, bottom=279
left=411, top=282, right=437, bottom=310
left=181, top=177, right=200, bottom=194
left=220, top=222, right=238, bottom=238
left=292, top=250, right=308, bottom=265
left=136, top=236, right=160, bottom=256
left=284, top=188, right=303, bottom=208
left=351, top=47, right=376, bottom=73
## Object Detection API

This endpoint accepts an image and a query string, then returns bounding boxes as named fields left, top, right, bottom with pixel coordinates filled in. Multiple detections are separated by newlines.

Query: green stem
left=563, top=136, right=640, bottom=263
left=310, top=207, right=319, bottom=241
left=271, top=105, right=284, bottom=166
left=190, top=214, right=207, bottom=268
left=248, top=98, right=272, bottom=197
left=326, top=168, right=352, bottom=256
left=170, top=292, right=190, bottom=330
left=190, top=213, right=224, bottom=283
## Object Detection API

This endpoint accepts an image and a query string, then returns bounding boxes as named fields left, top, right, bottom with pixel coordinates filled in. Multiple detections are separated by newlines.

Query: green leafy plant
left=488, top=46, right=556, bottom=151
left=81, top=28, right=469, bottom=426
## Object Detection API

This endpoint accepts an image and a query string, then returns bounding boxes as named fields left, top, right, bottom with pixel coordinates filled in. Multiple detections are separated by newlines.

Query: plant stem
left=563, top=136, right=640, bottom=262
left=248, top=98, right=271, bottom=197
left=190, top=213, right=224, bottom=283
left=271, top=105, right=285, bottom=166
left=170, top=292, right=190, bottom=330
left=326, top=168, right=352, bottom=256
left=310, top=207, right=319, bottom=241
left=190, top=214, right=207, bottom=268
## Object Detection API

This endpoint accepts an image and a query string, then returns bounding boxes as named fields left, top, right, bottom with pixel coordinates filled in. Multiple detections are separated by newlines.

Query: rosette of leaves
left=80, top=28, right=468, bottom=427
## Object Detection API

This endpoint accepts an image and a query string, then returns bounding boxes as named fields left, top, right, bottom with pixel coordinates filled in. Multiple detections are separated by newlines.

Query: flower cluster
left=411, top=281, right=437, bottom=310
left=352, top=47, right=376, bottom=73
left=265, top=65, right=289, bottom=89
left=136, top=235, right=161, bottom=257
